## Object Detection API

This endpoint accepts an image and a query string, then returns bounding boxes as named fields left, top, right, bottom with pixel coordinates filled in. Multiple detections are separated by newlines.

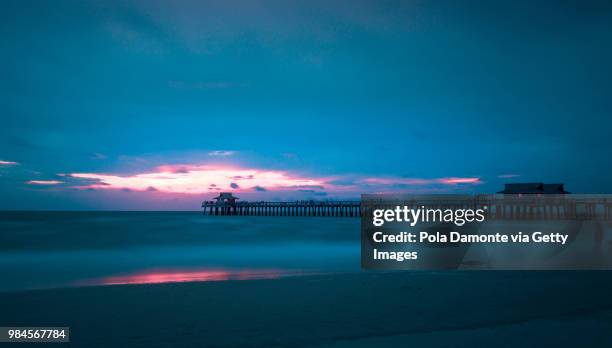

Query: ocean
left=2, top=212, right=612, bottom=347
left=0, top=211, right=360, bottom=292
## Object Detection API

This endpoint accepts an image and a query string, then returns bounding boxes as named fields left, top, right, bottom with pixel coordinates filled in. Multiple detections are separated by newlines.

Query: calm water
left=0, top=212, right=360, bottom=292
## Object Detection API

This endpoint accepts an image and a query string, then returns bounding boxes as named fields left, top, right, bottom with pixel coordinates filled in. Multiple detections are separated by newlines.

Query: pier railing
left=202, top=200, right=361, bottom=217
left=202, top=195, right=612, bottom=220
left=361, top=194, right=612, bottom=221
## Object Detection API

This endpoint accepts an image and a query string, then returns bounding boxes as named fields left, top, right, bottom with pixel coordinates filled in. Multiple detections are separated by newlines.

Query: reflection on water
left=77, top=268, right=299, bottom=286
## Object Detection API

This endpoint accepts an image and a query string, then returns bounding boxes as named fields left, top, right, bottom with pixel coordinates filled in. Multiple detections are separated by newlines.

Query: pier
left=485, top=195, right=612, bottom=221
left=361, top=195, right=612, bottom=221
left=202, top=191, right=612, bottom=221
left=203, top=192, right=360, bottom=217
left=202, top=199, right=361, bottom=217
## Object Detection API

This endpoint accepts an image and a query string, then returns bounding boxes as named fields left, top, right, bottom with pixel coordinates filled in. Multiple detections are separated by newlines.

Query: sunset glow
left=70, top=165, right=326, bottom=194
left=359, top=177, right=482, bottom=186
left=67, top=164, right=482, bottom=196
left=437, top=177, right=482, bottom=184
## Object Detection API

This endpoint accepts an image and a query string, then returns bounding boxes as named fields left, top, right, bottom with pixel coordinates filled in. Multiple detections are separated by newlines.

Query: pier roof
left=213, top=192, right=239, bottom=201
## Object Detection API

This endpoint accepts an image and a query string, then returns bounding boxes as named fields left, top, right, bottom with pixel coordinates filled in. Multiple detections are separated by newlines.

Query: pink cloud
left=359, top=178, right=432, bottom=185
left=27, top=180, right=63, bottom=185
left=67, top=163, right=482, bottom=198
left=359, top=177, right=481, bottom=186
left=0, top=160, right=18, bottom=165
left=70, top=165, right=327, bottom=194
left=437, top=177, right=482, bottom=184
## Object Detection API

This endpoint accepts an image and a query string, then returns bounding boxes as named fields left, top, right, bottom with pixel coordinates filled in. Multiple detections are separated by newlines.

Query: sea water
left=0, top=212, right=360, bottom=292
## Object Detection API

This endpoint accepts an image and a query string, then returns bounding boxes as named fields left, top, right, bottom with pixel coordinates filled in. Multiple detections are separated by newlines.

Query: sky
left=1, top=0, right=612, bottom=210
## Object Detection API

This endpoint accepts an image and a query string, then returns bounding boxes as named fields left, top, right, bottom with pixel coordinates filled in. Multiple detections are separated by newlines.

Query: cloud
left=26, top=180, right=63, bottom=185
left=207, top=150, right=236, bottom=157
left=498, top=174, right=521, bottom=179
left=0, top=160, right=18, bottom=165
left=358, top=177, right=482, bottom=186
left=290, top=185, right=325, bottom=190
left=327, top=178, right=356, bottom=186
left=157, top=165, right=190, bottom=173
left=298, top=189, right=327, bottom=196
left=437, top=177, right=482, bottom=185
left=232, top=175, right=254, bottom=180
left=69, top=165, right=326, bottom=194
left=67, top=162, right=483, bottom=199
left=91, top=153, right=108, bottom=160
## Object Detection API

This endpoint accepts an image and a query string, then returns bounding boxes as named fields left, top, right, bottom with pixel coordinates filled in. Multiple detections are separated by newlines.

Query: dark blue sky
left=1, top=0, right=612, bottom=209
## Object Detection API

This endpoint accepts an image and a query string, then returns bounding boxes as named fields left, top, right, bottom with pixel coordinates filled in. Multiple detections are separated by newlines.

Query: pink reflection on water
left=77, top=268, right=294, bottom=287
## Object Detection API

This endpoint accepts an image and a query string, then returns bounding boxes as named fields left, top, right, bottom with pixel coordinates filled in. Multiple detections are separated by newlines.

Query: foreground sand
left=2, top=271, right=612, bottom=347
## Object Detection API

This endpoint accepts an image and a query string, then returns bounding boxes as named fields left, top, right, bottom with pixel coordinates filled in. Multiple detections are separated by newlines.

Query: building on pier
left=213, top=192, right=239, bottom=204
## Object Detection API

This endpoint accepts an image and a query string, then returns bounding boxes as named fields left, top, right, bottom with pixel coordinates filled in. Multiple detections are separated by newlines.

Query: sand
left=2, top=271, right=612, bottom=347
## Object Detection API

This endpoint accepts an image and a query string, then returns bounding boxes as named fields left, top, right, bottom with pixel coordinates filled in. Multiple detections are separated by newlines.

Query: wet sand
left=2, top=271, right=612, bottom=347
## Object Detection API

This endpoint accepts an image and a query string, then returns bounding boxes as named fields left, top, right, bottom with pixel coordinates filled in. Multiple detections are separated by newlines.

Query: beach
left=2, top=271, right=612, bottom=347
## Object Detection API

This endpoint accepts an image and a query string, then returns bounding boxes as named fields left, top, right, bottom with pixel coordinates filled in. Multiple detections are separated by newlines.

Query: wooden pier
left=202, top=200, right=362, bottom=217
left=202, top=192, right=612, bottom=220
left=485, top=195, right=612, bottom=221
left=361, top=195, right=612, bottom=221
